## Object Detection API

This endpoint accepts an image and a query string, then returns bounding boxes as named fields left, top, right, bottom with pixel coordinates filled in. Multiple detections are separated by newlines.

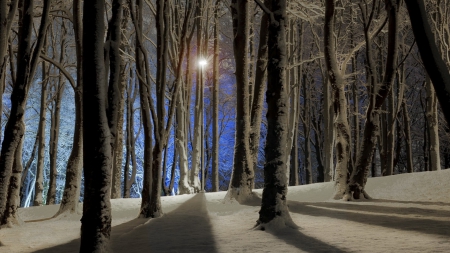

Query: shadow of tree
left=288, top=200, right=450, bottom=238
left=33, top=193, right=217, bottom=253
left=305, top=201, right=450, bottom=218
left=112, top=193, right=217, bottom=253
left=371, top=199, right=450, bottom=207
left=265, top=226, right=347, bottom=252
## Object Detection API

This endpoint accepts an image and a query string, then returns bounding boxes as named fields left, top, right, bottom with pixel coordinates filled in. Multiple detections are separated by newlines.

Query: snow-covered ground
left=1, top=169, right=450, bottom=252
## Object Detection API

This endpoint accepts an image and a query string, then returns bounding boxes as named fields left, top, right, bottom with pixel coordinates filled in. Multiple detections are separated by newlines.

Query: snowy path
left=112, top=193, right=216, bottom=252
left=30, top=193, right=216, bottom=253
left=1, top=170, right=450, bottom=252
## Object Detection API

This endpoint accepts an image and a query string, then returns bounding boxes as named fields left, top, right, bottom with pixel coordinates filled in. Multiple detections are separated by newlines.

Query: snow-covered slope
left=1, top=169, right=449, bottom=252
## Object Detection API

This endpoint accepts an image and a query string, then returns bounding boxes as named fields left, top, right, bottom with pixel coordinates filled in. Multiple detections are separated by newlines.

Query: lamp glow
left=198, top=59, right=207, bottom=67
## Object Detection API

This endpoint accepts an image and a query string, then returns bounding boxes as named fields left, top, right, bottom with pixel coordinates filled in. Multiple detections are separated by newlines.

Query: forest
left=0, top=0, right=450, bottom=252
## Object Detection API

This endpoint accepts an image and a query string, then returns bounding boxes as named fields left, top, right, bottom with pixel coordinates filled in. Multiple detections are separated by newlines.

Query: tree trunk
left=423, top=100, right=429, bottom=172
left=425, top=75, right=441, bottom=171
left=48, top=26, right=67, bottom=205
left=212, top=0, right=220, bottom=192
left=290, top=127, right=299, bottom=185
left=130, top=0, right=155, bottom=218
left=313, top=112, right=325, bottom=183
left=80, top=0, right=114, bottom=250
left=323, top=82, right=335, bottom=181
left=2, top=121, right=25, bottom=226
left=190, top=0, right=204, bottom=193
left=20, top=133, right=39, bottom=205
left=324, top=0, right=352, bottom=199
left=250, top=0, right=270, bottom=181
left=124, top=77, right=138, bottom=198
left=227, top=0, right=255, bottom=203
left=0, top=0, right=51, bottom=225
left=55, top=0, right=83, bottom=216
left=405, top=0, right=450, bottom=127
left=385, top=84, right=396, bottom=176
left=108, top=0, right=125, bottom=199
left=286, top=19, right=300, bottom=184
left=0, top=0, right=18, bottom=145
left=34, top=42, right=49, bottom=206
left=303, top=78, right=312, bottom=184
left=47, top=33, right=66, bottom=205
left=176, top=87, right=191, bottom=194
left=402, top=101, right=413, bottom=173
left=346, top=0, right=399, bottom=200
left=257, top=0, right=294, bottom=229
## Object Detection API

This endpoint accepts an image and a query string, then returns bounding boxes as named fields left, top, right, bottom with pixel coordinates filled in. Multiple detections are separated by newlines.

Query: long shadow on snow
left=111, top=193, right=217, bottom=252
left=264, top=226, right=348, bottom=252
left=302, top=201, right=450, bottom=218
left=372, top=199, right=450, bottom=207
left=288, top=200, right=450, bottom=238
left=223, top=194, right=347, bottom=252
left=33, top=193, right=217, bottom=253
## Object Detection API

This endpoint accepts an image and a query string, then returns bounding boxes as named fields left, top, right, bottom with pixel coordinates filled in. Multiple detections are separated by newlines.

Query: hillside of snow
left=1, top=169, right=449, bottom=252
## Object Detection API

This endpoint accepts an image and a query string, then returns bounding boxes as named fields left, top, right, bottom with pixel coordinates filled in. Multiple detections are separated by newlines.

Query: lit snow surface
left=1, top=170, right=450, bottom=252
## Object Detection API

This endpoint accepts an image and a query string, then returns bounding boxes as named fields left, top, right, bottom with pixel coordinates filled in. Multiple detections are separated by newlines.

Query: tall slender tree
left=227, top=0, right=255, bottom=203
left=0, top=0, right=52, bottom=226
left=56, top=0, right=84, bottom=216
left=405, top=0, right=450, bottom=127
left=324, top=0, right=352, bottom=199
left=346, top=0, right=400, bottom=200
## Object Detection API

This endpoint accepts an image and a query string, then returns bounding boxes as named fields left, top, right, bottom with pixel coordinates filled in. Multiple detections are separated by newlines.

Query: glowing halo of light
left=198, top=59, right=207, bottom=67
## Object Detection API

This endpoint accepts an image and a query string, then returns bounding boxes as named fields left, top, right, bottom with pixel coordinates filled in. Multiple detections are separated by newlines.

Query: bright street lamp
left=199, top=59, right=208, bottom=68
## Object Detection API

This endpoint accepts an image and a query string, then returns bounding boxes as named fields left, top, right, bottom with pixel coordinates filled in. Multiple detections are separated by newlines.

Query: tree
left=212, top=0, right=220, bottom=192
left=227, top=0, right=255, bottom=203
left=425, top=76, right=441, bottom=171
left=47, top=22, right=68, bottom=205
left=256, top=0, right=294, bottom=229
left=0, top=0, right=52, bottom=226
left=55, top=0, right=84, bottom=216
left=34, top=39, right=50, bottom=206
left=405, top=0, right=450, bottom=131
left=346, top=0, right=399, bottom=200
left=0, top=0, right=18, bottom=144
left=324, top=0, right=352, bottom=199
left=79, top=0, right=123, bottom=250
left=249, top=0, right=269, bottom=186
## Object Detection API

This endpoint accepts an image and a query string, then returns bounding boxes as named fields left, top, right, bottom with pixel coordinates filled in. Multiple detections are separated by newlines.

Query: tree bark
left=324, top=0, right=352, bottom=199
left=80, top=0, right=114, bottom=250
left=403, top=100, right=413, bottom=173
left=132, top=0, right=154, bottom=217
left=47, top=24, right=67, bottom=205
left=384, top=84, right=396, bottom=176
left=405, top=0, right=450, bottom=127
left=212, top=0, right=220, bottom=192
left=425, top=75, right=441, bottom=171
left=257, top=0, right=294, bottom=229
left=250, top=0, right=270, bottom=182
left=108, top=0, right=125, bottom=199
left=34, top=41, right=49, bottom=206
left=124, top=76, right=138, bottom=198
left=0, top=0, right=51, bottom=225
left=56, top=0, right=83, bottom=216
left=227, top=0, right=255, bottom=203
left=303, top=78, right=312, bottom=184
left=2, top=123, right=25, bottom=226
left=190, top=0, right=204, bottom=193
left=346, top=0, right=399, bottom=200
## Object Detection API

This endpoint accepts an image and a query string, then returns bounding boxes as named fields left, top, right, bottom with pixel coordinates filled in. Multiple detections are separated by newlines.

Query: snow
left=1, top=169, right=450, bottom=252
